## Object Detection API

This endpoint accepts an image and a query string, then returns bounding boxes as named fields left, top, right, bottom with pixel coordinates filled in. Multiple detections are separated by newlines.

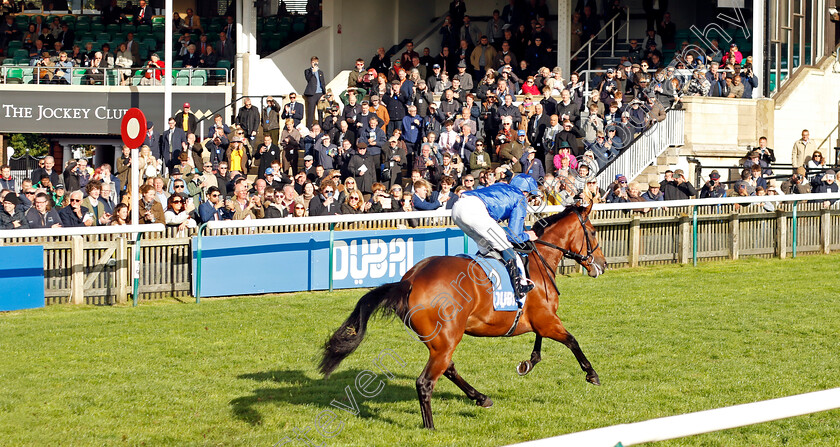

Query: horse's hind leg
left=444, top=362, right=493, bottom=407
left=416, top=351, right=453, bottom=430
left=517, top=335, right=543, bottom=376
left=538, top=320, right=600, bottom=385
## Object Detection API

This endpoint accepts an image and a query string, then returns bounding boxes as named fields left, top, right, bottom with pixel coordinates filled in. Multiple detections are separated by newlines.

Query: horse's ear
left=581, top=199, right=594, bottom=218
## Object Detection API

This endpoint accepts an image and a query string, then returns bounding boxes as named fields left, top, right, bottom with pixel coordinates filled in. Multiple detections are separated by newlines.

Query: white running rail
left=505, top=387, right=840, bottom=447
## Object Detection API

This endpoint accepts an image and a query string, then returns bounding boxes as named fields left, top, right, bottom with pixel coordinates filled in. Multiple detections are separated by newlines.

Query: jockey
left=452, top=174, right=542, bottom=302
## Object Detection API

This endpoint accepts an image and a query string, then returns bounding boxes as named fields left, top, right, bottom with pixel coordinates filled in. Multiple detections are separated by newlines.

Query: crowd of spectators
left=0, top=2, right=829, bottom=231
left=1, top=3, right=236, bottom=85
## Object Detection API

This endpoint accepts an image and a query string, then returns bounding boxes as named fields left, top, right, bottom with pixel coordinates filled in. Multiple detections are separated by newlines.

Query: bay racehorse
left=319, top=202, right=607, bottom=429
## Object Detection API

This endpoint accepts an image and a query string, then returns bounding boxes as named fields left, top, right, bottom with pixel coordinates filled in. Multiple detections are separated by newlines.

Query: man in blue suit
left=281, top=92, right=304, bottom=127
left=303, top=56, right=326, bottom=127
left=160, top=117, right=188, bottom=170
left=451, top=174, right=541, bottom=303
left=198, top=186, right=227, bottom=222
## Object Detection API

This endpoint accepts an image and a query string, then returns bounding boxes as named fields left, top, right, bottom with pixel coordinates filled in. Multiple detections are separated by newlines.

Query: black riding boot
left=504, top=258, right=533, bottom=307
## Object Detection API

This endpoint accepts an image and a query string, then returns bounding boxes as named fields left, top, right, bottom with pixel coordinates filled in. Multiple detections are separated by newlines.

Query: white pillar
left=164, top=0, right=173, bottom=121
left=130, top=147, right=138, bottom=226
left=236, top=0, right=258, bottom=98
left=557, top=0, right=571, bottom=78
left=752, top=0, right=764, bottom=98
left=235, top=0, right=245, bottom=100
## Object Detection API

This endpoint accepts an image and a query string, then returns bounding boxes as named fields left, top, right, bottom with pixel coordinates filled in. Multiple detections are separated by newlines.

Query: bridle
left=534, top=208, right=600, bottom=265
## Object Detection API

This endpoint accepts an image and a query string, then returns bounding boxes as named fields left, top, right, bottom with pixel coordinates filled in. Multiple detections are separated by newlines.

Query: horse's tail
left=319, top=280, right=412, bottom=378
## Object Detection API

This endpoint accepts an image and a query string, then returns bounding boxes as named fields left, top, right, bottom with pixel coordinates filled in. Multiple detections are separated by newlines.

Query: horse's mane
left=532, top=206, right=582, bottom=237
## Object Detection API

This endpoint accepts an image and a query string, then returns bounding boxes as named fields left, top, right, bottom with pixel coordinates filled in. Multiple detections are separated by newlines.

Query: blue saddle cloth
left=455, top=253, right=519, bottom=311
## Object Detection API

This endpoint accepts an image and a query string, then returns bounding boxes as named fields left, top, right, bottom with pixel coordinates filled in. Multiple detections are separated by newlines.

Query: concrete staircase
left=634, top=146, right=681, bottom=187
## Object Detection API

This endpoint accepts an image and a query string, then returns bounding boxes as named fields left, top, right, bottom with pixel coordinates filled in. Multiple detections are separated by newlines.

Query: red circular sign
left=121, top=108, right=147, bottom=149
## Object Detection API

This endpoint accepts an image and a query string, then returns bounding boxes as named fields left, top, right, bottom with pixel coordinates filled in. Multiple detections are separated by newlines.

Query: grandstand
left=0, top=0, right=838, bottom=261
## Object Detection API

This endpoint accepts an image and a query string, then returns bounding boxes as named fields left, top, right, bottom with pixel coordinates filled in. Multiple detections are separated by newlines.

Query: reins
left=531, top=208, right=600, bottom=294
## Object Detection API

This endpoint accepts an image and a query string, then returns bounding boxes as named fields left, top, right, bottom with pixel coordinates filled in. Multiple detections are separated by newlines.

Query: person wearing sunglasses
left=309, top=180, right=340, bottom=216
left=198, top=186, right=228, bottom=223
left=164, top=193, right=197, bottom=232
left=58, top=190, right=94, bottom=227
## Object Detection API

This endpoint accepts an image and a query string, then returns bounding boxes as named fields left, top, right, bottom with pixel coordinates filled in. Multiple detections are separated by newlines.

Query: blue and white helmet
left=509, top=174, right=540, bottom=196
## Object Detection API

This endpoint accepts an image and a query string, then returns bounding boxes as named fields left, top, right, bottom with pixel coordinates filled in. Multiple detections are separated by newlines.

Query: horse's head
left=532, top=201, right=607, bottom=278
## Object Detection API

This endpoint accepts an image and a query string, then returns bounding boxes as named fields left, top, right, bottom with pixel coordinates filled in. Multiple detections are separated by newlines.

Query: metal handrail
left=570, top=7, right=630, bottom=72
left=1, top=64, right=231, bottom=85
left=595, top=107, right=684, bottom=189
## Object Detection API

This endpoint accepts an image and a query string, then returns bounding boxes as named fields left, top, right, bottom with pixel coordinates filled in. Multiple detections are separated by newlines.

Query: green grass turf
left=1, top=255, right=839, bottom=446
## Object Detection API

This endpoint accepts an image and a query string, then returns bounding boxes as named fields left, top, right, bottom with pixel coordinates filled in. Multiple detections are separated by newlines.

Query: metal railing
left=570, top=8, right=630, bottom=73
left=815, top=100, right=840, bottom=165
left=0, top=65, right=231, bottom=86
left=596, top=109, right=685, bottom=189
left=768, top=0, right=828, bottom=95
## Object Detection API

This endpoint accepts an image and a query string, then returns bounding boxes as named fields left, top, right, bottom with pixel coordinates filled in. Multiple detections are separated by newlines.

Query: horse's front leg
left=535, top=320, right=599, bottom=385
left=517, top=335, right=543, bottom=375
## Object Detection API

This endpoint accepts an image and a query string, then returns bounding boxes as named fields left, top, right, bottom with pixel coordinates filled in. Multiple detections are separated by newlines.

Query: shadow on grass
left=231, top=369, right=464, bottom=426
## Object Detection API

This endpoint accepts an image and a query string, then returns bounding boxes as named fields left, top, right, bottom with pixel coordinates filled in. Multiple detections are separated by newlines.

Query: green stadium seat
left=175, top=76, right=190, bottom=86
left=152, top=16, right=165, bottom=25
left=96, top=32, right=111, bottom=41
left=74, top=22, right=91, bottom=32
left=172, top=60, right=183, bottom=68
left=90, top=23, right=105, bottom=33
left=22, top=71, right=33, bottom=84
left=106, top=23, right=120, bottom=35
left=14, top=56, right=29, bottom=65
left=71, top=68, right=86, bottom=85
left=191, top=69, right=207, bottom=85
left=13, top=49, right=28, bottom=59
left=121, top=23, right=137, bottom=33
left=264, top=21, right=278, bottom=32
left=136, top=24, right=152, bottom=34
left=142, top=37, right=157, bottom=49
left=106, top=70, right=119, bottom=86
left=2, top=59, right=16, bottom=66
left=61, top=15, right=76, bottom=26
left=5, top=67, right=23, bottom=84
left=6, top=41, right=23, bottom=52
left=292, top=22, right=305, bottom=35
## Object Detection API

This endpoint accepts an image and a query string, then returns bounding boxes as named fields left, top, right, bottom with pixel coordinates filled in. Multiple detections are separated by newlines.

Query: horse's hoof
left=517, top=361, right=533, bottom=376
left=586, top=374, right=601, bottom=386
left=476, top=396, right=493, bottom=408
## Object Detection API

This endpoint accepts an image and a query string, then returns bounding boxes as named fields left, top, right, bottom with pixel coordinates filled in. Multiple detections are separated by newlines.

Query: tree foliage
left=9, top=134, right=49, bottom=158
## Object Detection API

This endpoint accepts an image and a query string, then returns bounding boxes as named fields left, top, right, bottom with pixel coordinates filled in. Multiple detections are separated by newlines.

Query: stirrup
left=519, top=278, right=535, bottom=294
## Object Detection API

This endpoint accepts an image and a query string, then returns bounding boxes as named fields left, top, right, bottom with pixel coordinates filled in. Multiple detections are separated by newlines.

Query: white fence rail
left=506, top=387, right=840, bottom=447
left=598, top=109, right=686, bottom=190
